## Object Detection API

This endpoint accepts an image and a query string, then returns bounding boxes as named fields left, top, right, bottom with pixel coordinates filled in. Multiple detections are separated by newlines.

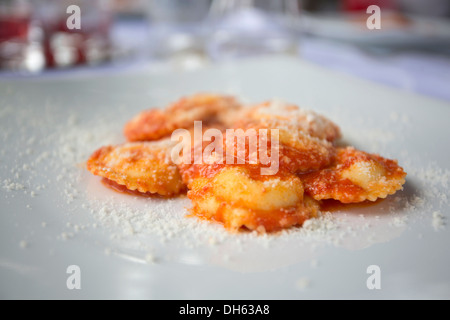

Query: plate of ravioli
left=0, top=57, right=449, bottom=299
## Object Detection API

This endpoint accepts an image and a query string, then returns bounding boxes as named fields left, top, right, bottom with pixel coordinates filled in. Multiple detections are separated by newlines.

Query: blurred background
left=1, top=0, right=450, bottom=100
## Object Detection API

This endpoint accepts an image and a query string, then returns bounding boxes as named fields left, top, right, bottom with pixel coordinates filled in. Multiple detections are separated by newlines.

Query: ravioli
left=301, top=147, right=406, bottom=203
left=184, top=166, right=319, bottom=232
left=86, top=94, right=407, bottom=233
left=87, top=139, right=184, bottom=196
left=124, top=93, right=242, bottom=142
left=239, top=100, right=341, bottom=142
left=231, top=123, right=337, bottom=173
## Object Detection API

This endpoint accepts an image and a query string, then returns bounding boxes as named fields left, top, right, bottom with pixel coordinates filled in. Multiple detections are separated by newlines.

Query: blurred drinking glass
left=145, top=0, right=211, bottom=67
left=0, top=0, right=45, bottom=72
left=207, top=0, right=302, bottom=61
left=34, top=0, right=112, bottom=69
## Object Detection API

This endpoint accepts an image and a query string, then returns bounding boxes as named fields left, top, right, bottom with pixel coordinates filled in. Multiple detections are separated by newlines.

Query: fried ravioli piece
left=239, top=100, right=341, bottom=142
left=229, top=121, right=336, bottom=173
left=273, top=128, right=336, bottom=173
left=86, top=139, right=184, bottom=196
left=124, top=93, right=242, bottom=142
left=301, top=147, right=406, bottom=203
left=178, top=125, right=336, bottom=189
left=182, top=165, right=319, bottom=232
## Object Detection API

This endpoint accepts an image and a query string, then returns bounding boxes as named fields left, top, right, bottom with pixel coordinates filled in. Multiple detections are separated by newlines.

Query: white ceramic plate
left=1, top=57, right=449, bottom=299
